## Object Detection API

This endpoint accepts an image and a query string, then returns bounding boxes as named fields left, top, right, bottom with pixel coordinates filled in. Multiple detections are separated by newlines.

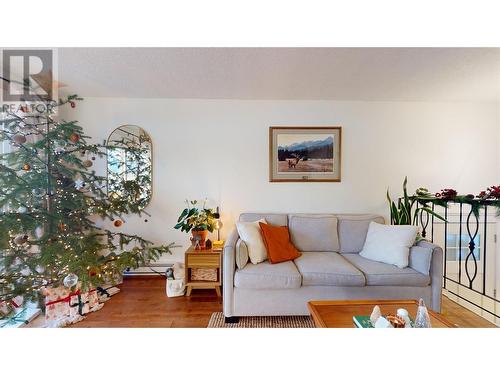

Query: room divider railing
left=414, top=199, right=499, bottom=322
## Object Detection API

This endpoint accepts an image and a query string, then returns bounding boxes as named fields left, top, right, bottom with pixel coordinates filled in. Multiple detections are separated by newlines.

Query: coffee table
left=307, top=299, right=454, bottom=328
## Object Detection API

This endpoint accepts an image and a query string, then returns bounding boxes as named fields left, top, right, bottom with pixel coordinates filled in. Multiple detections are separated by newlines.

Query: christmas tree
left=0, top=81, right=173, bottom=305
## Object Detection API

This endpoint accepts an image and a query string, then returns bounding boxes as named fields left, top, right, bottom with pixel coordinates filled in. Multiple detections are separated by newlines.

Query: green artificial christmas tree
left=0, top=82, right=173, bottom=305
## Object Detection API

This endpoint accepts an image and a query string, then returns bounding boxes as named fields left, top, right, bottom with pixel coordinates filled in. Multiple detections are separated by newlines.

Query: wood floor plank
left=69, top=276, right=496, bottom=328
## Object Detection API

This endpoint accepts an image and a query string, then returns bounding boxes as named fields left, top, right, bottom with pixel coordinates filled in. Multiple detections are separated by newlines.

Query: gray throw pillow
left=235, top=239, right=249, bottom=269
left=409, top=245, right=433, bottom=275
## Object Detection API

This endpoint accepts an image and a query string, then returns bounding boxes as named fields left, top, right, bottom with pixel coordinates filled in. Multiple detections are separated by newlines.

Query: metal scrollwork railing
left=416, top=199, right=499, bottom=320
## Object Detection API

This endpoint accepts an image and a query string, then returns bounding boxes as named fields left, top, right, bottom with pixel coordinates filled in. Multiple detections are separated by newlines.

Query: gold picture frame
left=269, top=126, right=342, bottom=182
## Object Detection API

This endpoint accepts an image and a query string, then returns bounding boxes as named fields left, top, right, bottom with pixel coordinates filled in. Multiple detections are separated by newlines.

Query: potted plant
left=174, top=199, right=215, bottom=249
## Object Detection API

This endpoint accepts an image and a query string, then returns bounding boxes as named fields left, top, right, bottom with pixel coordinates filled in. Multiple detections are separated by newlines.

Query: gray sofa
left=223, top=213, right=443, bottom=322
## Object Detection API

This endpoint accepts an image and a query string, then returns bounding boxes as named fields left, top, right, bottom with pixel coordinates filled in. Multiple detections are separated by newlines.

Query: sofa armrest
left=415, top=239, right=443, bottom=312
left=223, top=227, right=240, bottom=317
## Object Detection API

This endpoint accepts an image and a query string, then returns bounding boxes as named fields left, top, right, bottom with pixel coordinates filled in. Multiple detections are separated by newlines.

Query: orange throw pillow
left=259, top=222, right=301, bottom=264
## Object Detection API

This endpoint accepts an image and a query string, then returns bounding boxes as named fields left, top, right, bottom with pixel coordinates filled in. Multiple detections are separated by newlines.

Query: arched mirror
left=107, top=125, right=152, bottom=210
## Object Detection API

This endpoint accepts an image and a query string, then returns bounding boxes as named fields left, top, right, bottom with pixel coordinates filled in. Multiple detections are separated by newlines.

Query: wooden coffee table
left=308, top=300, right=454, bottom=328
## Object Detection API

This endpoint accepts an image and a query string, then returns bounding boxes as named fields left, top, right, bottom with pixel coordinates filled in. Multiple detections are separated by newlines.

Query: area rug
left=207, top=312, right=315, bottom=328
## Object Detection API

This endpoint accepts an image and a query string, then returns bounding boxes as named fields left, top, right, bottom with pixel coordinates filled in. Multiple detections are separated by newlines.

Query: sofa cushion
left=293, top=252, right=365, bottom=286
left=239, top=213, right=288, bottom=226
left=343, top=254, right=430, bottom=287
left=234, top=261, right=302, bottom=289
left=236, top=219, right=268, bottom=264
left=409, top=245, right=433, bottom=276
left=288, top=215, right=339, bottom=252
left=259, top=222, right=301, bottom=264
left=235, top=239, right=249, bottom=269
left=359, top=222, right=418, bottom=268
left=337, top=214, right=385, bottom=253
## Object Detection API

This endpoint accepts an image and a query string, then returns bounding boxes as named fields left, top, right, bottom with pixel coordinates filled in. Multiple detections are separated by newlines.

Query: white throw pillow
left=359, top=222, right=418, bottom=268
left=236, top=219, right=267, bottom=264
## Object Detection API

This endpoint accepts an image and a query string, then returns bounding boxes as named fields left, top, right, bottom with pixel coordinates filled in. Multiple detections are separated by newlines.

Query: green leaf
left=177, top=208, right=188, bottom=222
left=418, top=206, right=447, bottom=222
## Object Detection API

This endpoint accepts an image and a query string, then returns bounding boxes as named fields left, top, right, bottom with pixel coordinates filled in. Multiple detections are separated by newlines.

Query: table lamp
left=212, top=206, right=224, bottom=247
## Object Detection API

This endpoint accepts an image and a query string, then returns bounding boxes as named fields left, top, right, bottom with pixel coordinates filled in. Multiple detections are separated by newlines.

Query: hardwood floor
left=73, top=276, right=221, bottom=328
left=71, top=275, right=496, bottom=328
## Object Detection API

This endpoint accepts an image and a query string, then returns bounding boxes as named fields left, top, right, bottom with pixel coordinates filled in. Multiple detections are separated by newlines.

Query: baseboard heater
left=123, top=263, right=174, bottom=276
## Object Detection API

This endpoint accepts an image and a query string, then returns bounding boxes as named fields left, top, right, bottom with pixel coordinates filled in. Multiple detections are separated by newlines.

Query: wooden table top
left=185, top=246, right=223, bottom=254
left=308, top=299, right=454, bottom=328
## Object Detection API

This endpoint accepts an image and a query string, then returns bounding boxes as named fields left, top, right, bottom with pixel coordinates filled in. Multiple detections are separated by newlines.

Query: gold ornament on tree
left=82, top=159, right=93, bottom=168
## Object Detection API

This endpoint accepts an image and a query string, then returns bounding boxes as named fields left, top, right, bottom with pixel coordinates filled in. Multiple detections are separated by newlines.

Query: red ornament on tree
left=69, top=133, right=80, bottom=143
left=113, top=219, right=123, bottom=227
left=70, top=101, right=76, bottom=108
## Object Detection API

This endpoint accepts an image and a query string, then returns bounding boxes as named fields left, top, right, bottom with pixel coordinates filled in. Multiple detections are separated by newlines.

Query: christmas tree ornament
left=35, top=265, right=45, bottom=273
left=14, top=234, right=29, bottom=245
left=91, top=156, right=96, bottom=161
left=58, top=222, right=67, bottom=232
left=69, top=133, right=80, bottom=143
left=74, top=179, right=85, bottom=190
left=63, top=273, right=78, bottom=288
left=32, top=188, right=43, bottom=197
left=17, top=206, right=27, bottom=214
left=12, top=134, right=27, bottom=144
left=70, top=101, right=76, bottom=108
left=113, top=219, right=123, bottom=227
left=22, top=163, right=31, bottom=171
left=35, top=226, right=44, bottom=239
left=82, top=159, right=93, bottom=168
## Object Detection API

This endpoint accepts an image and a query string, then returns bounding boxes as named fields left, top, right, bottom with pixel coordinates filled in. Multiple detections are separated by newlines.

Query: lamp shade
left=214, top=219, right=223, bottom=230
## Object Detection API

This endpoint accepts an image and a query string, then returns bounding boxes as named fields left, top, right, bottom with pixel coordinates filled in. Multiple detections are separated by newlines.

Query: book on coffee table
left=352, top=315, right=373, bottom=328
left=353, top=315, right=416, bottom=328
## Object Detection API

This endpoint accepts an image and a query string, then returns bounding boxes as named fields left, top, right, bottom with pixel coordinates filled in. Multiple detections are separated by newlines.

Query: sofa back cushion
left=337, top=214, right=385, bottom=253
left=239, top=213, right=288, bottom=226
left=288, top=214, right=339, bottom=252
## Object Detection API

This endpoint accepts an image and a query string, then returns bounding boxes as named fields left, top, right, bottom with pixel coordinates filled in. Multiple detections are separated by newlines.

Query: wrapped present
left=96, top=286, right=121, bottom=303
left=69, top=289, right=103, bottom=319
left=0, top=301, right=14, bottom=319
left=44, top=286, right=79, bottom=328
left=0, top=296, right=25, bottom=318
left=0, top=307, right=41, bottom=328
left=43, top=286, right=105, bottom=327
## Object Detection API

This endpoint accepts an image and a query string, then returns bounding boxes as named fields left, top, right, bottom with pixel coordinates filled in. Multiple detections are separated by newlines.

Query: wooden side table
left=184, top=246, right=222, bottom=297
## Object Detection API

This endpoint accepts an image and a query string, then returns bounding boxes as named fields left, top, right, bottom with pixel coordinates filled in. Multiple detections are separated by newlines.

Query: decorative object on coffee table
left=414, top=298, right=432, bottom=328
left=308, top=300, right=453, bottom=328
left=174, top=199, right=215, bottom=249
left=184, top=246, right=222, bottom=297
left=269, top=126, right=341, bottom=182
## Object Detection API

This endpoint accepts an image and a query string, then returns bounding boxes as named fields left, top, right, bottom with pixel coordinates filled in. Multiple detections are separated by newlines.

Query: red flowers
left=435, top=188, right=457, bottom=199
left=477, top=185, right=500, bottom=200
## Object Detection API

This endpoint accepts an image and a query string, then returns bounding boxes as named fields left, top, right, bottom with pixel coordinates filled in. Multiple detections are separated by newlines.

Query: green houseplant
left=174, top=199, right=215, bottom=248
left=386, top=177, right=447, bottom=225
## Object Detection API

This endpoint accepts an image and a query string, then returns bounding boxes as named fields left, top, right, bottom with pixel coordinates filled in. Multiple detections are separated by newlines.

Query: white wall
left=62, top=98, right=499, bottom=262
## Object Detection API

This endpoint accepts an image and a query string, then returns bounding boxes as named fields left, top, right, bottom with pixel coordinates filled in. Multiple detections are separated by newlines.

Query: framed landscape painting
left=269, top=126, right=342, bottom=182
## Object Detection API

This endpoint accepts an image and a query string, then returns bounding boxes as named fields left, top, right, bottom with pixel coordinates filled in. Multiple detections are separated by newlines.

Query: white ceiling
left=58, top=48, right=500, bottom=102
